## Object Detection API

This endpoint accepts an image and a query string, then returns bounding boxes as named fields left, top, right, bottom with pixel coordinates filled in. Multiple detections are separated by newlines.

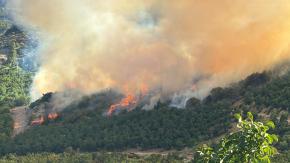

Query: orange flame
left=31, top=116, right=44, bottom=125
left=107, top=94, right=137, bottom=115
left=48, top=113, right=59, bottom=120
left=107, top=84, right=149, bottom=116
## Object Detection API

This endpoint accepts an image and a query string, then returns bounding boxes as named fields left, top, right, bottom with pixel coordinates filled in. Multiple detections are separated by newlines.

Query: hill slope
left=0, top=69, right=289, bottom=158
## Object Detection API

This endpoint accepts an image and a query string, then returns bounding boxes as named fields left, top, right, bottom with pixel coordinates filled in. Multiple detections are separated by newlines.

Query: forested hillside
left=0, top=6, right=33, bottom=148
left=0, top=68, right=289, bottom=162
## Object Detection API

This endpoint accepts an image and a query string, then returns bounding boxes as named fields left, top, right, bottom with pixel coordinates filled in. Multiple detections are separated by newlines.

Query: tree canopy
left=194, top=112, right=278, bottom=163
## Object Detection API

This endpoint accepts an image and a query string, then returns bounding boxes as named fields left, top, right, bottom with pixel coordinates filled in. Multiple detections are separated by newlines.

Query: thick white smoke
left=7, top=0, right=290, bottom=104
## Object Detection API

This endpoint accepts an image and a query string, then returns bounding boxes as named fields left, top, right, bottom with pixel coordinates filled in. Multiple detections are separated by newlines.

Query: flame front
left=48, top=113, right=59, bottom=120
left=107, top=94, right=137, bottom=116
left=31, top=116, right=44, bottom=125
left=107, top=84, right=149, bottom=116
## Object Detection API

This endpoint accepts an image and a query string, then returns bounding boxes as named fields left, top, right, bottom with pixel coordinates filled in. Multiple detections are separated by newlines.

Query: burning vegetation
left=31, top=113, right=59, bottom=126
left=107, top=84, right=149, bottom=116
left=107, top=94, right=137, bottom=116
left=31, top=116, right=44, bottom=126
left=48, top=113, right=58, bottom=120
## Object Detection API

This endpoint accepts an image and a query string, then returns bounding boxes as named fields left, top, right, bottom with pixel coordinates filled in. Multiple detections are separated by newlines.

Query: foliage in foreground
left=0, top=152, right=185, bottom=163
left=194, top=112, right=278, bottom=163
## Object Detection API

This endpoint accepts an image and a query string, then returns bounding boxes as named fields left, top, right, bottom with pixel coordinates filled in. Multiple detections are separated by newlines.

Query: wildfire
left=31, top=116, right=44, bottom=125
left=107, top=94, right=137, bottom=115
left=30, top=113, right=59, bottom=126
left=107, top=84, right=149, bottom=116
left=140, top=83, right=149, bottom=97
left=48, top=113, right=59, bottom=120
left=14, top=122, right=21, bottom=129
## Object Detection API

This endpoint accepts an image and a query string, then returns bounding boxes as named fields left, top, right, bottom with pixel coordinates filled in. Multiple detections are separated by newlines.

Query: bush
left=194, top=112, right=278, bottom=163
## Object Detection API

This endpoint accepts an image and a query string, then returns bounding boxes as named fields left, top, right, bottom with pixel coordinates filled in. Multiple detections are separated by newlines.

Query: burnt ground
left=10, top=106, right=31, bottom=137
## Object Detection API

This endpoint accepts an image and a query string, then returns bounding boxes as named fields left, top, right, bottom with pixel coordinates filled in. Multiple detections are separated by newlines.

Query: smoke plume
left=7, top=0, right=290, bottom=101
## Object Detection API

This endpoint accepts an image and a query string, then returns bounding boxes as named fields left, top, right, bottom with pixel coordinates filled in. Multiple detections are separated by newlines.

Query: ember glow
left=107, top=94, right=137, bottom=116
left=48, top=113, right=58, bottom=120
left=14, top=122, right=21, bottom=129
left=107, top=83, right=150, bottom=115
left=31, top=116, right=44, bottom=125
left=8, top=0, right=290, bottom=105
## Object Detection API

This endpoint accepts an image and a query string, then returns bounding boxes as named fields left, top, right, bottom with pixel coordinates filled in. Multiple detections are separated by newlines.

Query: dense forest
left=0, top=23, right=32, bottom=144
left=0, top=68, right=290, bottom=160
left=0, top=152, right=186, bottom=163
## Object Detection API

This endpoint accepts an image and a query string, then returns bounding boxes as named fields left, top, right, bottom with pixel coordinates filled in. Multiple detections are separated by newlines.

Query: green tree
left=7, top=41, right=19, bottom=67
left=0, top=40, right=32, bottom=141
left=0, top=40, right=32, bottom=107
left=194, top=112, right=278, bottom=163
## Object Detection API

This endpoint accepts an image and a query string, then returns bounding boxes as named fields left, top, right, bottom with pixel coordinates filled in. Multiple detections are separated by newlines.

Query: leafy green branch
left=194, top=112, right=278, bottom=163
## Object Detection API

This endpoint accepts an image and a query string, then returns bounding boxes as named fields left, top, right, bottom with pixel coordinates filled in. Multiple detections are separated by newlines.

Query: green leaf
left=266, top=135, right=273, bottom=144
left=247, top=112, right=253, bottom=121
left=234, top=113, right=242, bottom=122
left=194, top=112, right=277, bottom=163
left=259, top=156, right=270, bottom=163
left=271, top=134, right=278, bottom=143
left=266, top=121, right=275, bottom=129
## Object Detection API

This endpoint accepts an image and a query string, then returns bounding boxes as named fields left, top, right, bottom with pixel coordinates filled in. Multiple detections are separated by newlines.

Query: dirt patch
left=10, top=106, right=31, bottom=137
